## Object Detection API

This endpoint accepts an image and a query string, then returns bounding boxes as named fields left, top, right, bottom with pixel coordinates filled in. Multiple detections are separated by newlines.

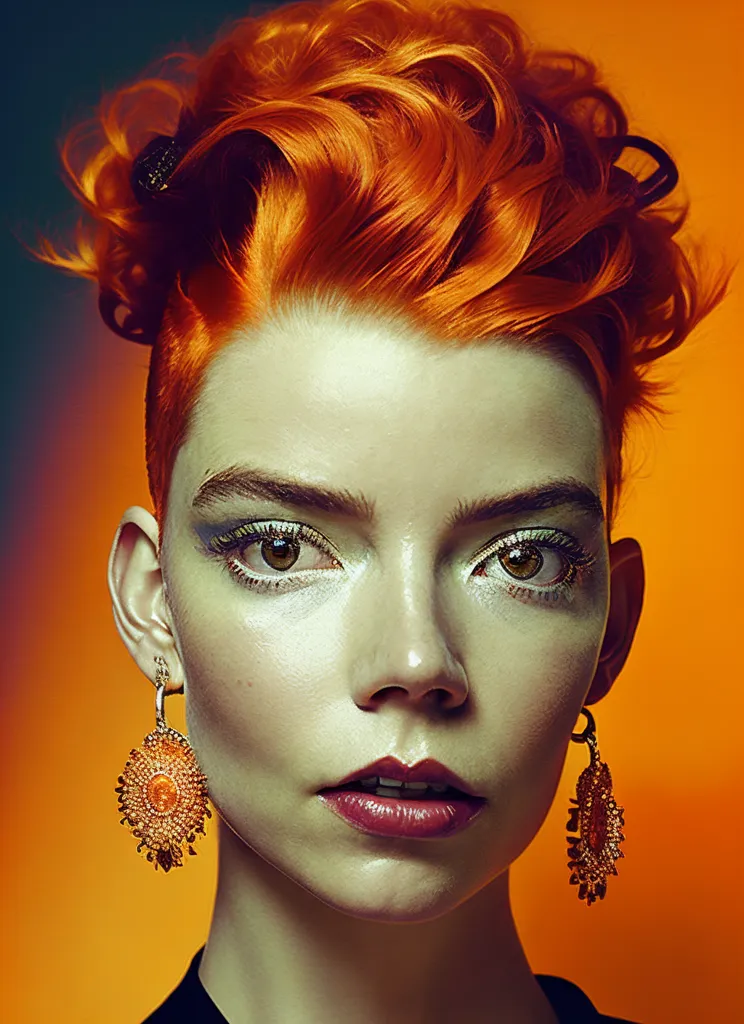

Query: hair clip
left=602, top=134, right=679, bottom=210
left=130, top=126, right=678, bottom=212
left=131, top=134, right=187, bottom=203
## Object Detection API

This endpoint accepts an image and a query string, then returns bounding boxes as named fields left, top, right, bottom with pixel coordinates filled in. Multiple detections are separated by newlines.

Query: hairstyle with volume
left=33, top=0, right=731, bottom=531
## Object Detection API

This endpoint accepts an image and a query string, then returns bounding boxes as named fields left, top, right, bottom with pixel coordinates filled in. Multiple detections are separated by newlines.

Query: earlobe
left=586, top=537, right=645, bottom=705
left=107, top=506, right=184, bottom=693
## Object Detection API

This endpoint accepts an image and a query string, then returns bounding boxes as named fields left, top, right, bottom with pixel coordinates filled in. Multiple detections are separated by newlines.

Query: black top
left=142, top=947, right=639, bottom=1023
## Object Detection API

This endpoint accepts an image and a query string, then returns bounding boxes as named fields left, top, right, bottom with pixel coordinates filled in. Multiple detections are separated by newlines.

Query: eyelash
left=205, top=521, right=596, bottom=604
left=206, top=521, right=341, bottom=593
left=467, top=527, right=596, bottom=605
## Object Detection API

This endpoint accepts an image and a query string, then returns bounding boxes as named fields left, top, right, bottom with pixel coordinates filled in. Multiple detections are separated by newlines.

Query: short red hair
left=34, top=0, right=731, bottom=530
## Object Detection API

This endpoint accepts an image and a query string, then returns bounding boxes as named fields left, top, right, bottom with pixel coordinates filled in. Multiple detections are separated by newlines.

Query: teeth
left=354, top=776, right=457, bottom=798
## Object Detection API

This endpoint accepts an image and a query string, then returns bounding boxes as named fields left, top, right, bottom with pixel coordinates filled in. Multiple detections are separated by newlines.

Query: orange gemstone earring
left=566, top=707, right=625, bottom=905
left=115, top=655, right=211, bottom=871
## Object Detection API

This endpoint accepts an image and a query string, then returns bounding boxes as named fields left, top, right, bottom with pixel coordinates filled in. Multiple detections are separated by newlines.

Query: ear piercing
left=566, top=707, right=626, bottom=905
left=115, top=656, right=211, bottom=871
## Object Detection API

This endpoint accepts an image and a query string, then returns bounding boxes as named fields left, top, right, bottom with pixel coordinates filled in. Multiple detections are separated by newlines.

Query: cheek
left=477, top=607, right=604, bottom=754
left=169, top=587, right=341, bottom=790
left=464, top=602, right=607, bottom=854
left=173, top=573, right=605, bottom=775
left=465, top=562, right=608, bottom=709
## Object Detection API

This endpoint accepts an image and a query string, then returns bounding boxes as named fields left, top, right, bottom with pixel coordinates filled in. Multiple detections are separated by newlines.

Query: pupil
left=261, top=537, right=300, bottom=571
left=501, top=545, right=542, bottom=579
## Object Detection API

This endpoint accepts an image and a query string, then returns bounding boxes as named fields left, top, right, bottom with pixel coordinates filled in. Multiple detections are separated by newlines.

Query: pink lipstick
left=318, top=756, right=486, bottom=839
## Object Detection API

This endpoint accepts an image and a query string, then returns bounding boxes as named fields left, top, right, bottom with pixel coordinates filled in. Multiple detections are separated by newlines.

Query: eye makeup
left=199, top=518, right=597, bottom=605
left=466, top=527, right=597, bottom=605
left=203, top=519, right=343, bottom=593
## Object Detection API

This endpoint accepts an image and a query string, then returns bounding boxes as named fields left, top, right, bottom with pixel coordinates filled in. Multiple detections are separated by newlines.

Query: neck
left=199, top=823, right=558, bottom=1024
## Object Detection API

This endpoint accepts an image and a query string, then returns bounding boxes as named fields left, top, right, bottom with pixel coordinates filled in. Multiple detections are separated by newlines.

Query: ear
left=107, top=506, right=184, bottom=694
left=585, top=537, right=645, bottom=705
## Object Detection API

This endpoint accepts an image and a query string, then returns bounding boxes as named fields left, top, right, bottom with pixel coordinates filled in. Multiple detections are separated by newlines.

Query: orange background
left=1, top=0, right=742, bottom=1021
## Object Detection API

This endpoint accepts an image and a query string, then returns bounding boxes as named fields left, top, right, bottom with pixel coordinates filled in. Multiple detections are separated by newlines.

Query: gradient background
left=1, top=0, right=741, bottom=1021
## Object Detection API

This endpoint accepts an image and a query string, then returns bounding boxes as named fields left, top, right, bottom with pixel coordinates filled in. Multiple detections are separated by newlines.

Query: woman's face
left=159, top=302, right=612, bottom=921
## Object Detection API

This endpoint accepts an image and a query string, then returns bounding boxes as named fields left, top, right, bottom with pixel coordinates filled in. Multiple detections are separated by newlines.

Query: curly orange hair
left=33, top=0, right=731, bottom=531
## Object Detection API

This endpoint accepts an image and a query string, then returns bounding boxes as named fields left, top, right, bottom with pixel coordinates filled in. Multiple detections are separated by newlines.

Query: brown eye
left=259, top=537, right=300, bottom=571
left=499, top=544, right=543, bottom=580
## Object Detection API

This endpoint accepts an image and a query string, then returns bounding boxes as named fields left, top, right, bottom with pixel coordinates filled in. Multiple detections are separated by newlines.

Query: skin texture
left=109, top=299, right=644, bottom=1023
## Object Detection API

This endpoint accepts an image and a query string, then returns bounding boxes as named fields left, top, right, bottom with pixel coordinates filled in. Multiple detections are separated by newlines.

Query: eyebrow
left=191, top=465, right=604, bottom=526
left=191, top=465, right=376, bottom=521
left=444, top=480, right=604, bottom=528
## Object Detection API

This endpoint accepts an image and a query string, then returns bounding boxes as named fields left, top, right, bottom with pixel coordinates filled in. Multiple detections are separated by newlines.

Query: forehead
left=173, top=302, right=605, bottom=516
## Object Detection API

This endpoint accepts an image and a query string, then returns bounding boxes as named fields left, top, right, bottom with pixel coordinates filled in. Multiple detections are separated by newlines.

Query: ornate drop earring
left=566, top=707, right=625, bottom=905
left=115, top=656, right=211, bottom=871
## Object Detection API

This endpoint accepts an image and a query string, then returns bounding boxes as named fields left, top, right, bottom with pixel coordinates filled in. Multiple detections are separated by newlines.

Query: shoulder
left=535, top=974, right=642, bottom=1023
left=142, top=955, right=641, bottom=1024
left=140, top=948, right=225, bottom=1023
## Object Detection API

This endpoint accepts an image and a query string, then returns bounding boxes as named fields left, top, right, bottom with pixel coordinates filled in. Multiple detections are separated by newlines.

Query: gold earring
left=115, top=656, right=211, bottom=871
left=566, top=707, right=625, bottom=905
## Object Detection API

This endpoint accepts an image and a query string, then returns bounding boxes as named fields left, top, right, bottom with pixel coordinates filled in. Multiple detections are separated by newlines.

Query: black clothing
left=142, top=947, right=639, bottom=1023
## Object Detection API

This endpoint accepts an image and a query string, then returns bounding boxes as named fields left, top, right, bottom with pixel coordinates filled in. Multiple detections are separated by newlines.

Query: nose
left=346, top=543, right=469, bottom=712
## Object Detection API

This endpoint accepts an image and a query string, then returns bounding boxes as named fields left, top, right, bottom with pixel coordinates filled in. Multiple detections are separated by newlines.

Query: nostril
left=432, top=688, right=470, bottom=713
left=362, top=684, right=469, bottom=714
left=365, top=685, right=412, bottom=707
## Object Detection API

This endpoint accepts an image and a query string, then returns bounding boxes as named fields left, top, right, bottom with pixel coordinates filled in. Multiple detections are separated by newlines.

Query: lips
left=317, top=756, right=486, bottom=839
left=320, top=755, right=482, bottom=798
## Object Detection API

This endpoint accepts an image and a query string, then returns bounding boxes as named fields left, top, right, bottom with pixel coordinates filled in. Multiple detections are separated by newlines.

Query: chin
left=271, top=834, right=504, bottom=924
left=296, top=870, right=472, bottom=924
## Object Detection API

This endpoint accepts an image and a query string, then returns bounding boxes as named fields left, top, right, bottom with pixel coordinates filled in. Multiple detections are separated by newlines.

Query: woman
left=34, top=0, right=731, bottom=1020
